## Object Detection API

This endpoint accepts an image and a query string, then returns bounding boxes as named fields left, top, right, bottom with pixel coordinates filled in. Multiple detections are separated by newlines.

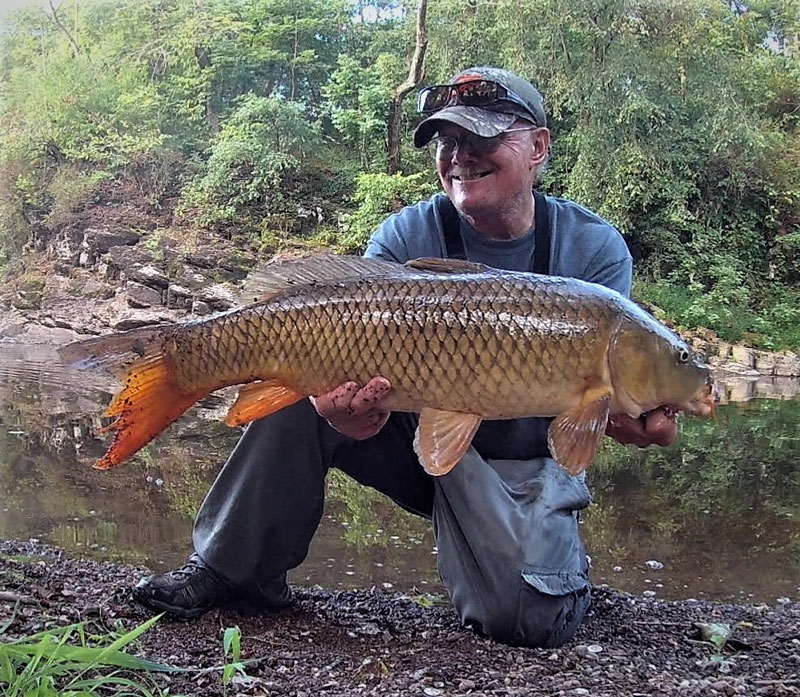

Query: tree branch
left=394, top=0, right=428, bottom=101
left=388, top=0, right=429, bottom=173
left=47, top=0, right=81, bottom=56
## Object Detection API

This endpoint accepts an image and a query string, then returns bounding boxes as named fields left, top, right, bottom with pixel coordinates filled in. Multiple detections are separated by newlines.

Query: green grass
left=0, top=608, right=266, bottom=697
left=0, top=611, right=178, bottom=697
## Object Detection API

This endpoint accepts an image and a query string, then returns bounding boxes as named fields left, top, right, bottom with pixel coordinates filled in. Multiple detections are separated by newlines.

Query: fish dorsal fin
left=414, top=408, right=483, bottom=476
left=405, top=257, right=493, bottom=274
left=238, top=252, right=408, bottom=304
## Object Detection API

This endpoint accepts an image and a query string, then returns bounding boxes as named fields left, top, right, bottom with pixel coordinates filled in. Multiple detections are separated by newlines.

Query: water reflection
left=0, top=344, right=798, bottom=602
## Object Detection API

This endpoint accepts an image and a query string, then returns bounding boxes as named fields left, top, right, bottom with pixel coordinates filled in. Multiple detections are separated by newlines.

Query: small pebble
left=645, top=560, right=664, bottom=570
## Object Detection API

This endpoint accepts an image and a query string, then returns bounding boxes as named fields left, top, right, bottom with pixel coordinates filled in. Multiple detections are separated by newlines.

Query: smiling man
left=133, top=66, right=677, bottom=647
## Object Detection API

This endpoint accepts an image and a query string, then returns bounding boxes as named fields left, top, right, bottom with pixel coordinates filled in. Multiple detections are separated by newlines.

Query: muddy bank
left=1, top=540, right=798, bottom=696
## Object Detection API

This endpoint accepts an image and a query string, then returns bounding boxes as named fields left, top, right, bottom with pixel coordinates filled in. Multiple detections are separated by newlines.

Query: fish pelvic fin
left=548, top=389, right=612, bottom=476
left=414, top=408, right=482, bottom=476
left=59, top=327, right=204, bottom=469
left=225, top=379, right=306, bottom=427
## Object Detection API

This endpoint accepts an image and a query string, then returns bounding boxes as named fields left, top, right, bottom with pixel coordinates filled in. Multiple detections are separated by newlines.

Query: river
left=1, top=343, right=797, bottom=603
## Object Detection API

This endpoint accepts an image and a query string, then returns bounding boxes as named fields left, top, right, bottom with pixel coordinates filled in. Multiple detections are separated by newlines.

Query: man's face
left=433, top=119, right=549, bottom=230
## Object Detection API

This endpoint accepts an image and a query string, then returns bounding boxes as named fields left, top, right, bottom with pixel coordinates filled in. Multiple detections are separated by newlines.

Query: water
left=1, top=343, right=798, bottom=603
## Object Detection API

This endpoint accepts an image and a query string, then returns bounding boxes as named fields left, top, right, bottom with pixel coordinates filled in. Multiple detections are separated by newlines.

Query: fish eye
left=678, top=348, right=690, bottom=363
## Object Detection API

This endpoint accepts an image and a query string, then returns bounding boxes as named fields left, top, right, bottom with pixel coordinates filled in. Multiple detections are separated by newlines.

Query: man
left=134, top=66, right=677, bottom=647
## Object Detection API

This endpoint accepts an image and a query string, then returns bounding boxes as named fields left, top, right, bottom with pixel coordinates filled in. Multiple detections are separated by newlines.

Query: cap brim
left=413, top=106, right=518, bottom=148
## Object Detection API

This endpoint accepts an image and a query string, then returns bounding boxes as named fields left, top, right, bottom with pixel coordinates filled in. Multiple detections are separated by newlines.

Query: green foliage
left=45, top=166, right=111, bottom=228
left=338, top=171, right=438, bottom=252
left=0, top=0, right=798, bottom=347
left=636, top=277, right=800, bottom=350
left=181, top=94, right=321, bottom=226
left=0, top=614, right=177, bottom=696
left=324, top=54, right=394, bottom=169
left=221, top=626, right=247, bottom=692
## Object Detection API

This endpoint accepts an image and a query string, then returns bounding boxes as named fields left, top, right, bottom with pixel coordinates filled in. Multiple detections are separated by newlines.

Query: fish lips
left=677, top=375, right=719, bottom=418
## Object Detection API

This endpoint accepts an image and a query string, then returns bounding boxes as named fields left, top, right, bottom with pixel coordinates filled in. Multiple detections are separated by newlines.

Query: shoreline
left=1, top=539, right=798, bottom=696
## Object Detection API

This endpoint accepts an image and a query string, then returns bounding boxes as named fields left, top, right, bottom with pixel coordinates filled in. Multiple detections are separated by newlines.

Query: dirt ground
left=1, top=539, right=798, bottom=697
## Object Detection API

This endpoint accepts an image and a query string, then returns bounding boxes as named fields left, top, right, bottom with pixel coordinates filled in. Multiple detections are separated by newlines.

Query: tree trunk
left=387, top=0, right=428, bottom=174
left=195, top=46, right=220, bottom=135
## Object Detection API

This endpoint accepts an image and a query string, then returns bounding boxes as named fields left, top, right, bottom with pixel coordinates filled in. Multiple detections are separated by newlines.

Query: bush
left=181, top=94, right=321, bottom=227
left=338, top=171, right=438, bottom=252
left=45, top=166, right=111, bottom=228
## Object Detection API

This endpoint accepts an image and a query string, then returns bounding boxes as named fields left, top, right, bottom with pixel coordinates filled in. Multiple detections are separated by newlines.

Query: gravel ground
left=1, top=540, right=798, bottom=696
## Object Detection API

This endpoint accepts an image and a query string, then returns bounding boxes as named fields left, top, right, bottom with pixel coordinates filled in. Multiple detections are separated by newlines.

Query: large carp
left=59, top=255, right=716, bottom=475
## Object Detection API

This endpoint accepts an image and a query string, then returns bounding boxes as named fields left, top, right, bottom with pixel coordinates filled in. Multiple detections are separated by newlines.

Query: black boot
left=132, top=554, right=292, bottom=620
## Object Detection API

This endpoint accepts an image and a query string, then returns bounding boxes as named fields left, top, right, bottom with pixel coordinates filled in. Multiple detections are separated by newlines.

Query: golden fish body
left=178, top=273, right=614, bottom=417
left=60, top=255, right=716, bottom=474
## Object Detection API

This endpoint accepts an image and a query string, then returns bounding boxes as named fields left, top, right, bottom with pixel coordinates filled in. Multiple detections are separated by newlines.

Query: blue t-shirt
left=364, top=193, right=633, bottom=461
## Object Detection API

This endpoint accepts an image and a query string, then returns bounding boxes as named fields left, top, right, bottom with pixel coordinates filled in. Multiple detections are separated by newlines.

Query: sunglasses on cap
left=417, top=79, right=532, bottom=116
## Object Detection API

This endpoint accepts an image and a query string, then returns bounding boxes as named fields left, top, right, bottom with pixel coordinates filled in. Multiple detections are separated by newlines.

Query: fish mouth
left=676, top=376, right=718, bottom=418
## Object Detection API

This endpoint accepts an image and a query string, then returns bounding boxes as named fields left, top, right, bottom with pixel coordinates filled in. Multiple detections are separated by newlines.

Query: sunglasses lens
left=419, top=86, right=452, bottom=112
left=418, top=80, right=512, bottom=113
left=456, top=80, right=502, bottom=105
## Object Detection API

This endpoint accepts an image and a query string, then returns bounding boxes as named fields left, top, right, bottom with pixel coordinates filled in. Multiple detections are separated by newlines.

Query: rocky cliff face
left=1, top=222, right=256, bottom=343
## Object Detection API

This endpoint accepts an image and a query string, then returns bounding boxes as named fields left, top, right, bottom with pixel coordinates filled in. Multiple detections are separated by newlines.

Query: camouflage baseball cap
left=414, top=66, right=547, bottom=148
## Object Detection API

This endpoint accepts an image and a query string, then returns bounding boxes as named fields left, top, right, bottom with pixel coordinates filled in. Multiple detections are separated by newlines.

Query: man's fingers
left=315, top=381, right=359, bottom=418
left=644, top=409, right=679, bottom=446
left=349, top=377, right=392, bottom=415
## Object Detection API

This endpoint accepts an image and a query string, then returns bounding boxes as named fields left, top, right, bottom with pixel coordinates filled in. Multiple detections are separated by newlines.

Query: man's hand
left=606, top=406, right=679, bottom=448
left=311, top=377, right=393, bottom=440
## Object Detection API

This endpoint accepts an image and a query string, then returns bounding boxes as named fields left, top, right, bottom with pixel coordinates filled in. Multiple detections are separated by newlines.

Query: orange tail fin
left=59, top=326, right=205, bottom=469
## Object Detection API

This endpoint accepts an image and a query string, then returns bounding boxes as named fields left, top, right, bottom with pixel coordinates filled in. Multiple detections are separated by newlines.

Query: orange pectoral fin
left=414, top=408, right=482, bottom=476
left=225, top=379, right=306, bottom=427
left=548, top=390, right=611, bottom=476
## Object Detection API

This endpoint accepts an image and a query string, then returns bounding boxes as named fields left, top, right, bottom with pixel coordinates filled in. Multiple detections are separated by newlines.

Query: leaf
left=223, top=626, right=241, bottom=660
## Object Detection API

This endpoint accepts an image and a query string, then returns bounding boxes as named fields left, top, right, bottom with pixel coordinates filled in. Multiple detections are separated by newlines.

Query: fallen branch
left=0, top=591, right=38, bottom=605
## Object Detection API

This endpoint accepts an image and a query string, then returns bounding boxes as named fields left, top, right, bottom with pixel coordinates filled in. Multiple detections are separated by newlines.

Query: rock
left=128, top=264, right=170, bottom=289
left=106, top=245, right=155, bottom=275
left=113, top=317, right=166, bottom=331
left=197, top=283, right=236, bottom=310
left=774, top=352, right=800, bottom=377
left=716, top=341, right=732, bottom=359
left=83, top=228, right=140, bottom=256
left=730, top=345, right=755, bottom=368
left=645, top=560, right=664, bottom=570
left=52, top=228, right=84, bottom=265
left=166, top=284, right=193, bottom=309
left=12, top=290, right=42, bottom=310
left=191, top=300, right=212, bottom=316
left=173, top=265, right=213, bottom=291
left=125, top=282, right=163, bottom=308
left=753, top=350, right=777, bottom=375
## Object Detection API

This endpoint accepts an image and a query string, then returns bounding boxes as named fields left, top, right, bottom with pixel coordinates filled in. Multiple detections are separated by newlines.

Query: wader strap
left=532, top=190, right=551, bottom=275
left=437, top=192, right=552, bottom=274
left=438, top=195, right=467, bottom=260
